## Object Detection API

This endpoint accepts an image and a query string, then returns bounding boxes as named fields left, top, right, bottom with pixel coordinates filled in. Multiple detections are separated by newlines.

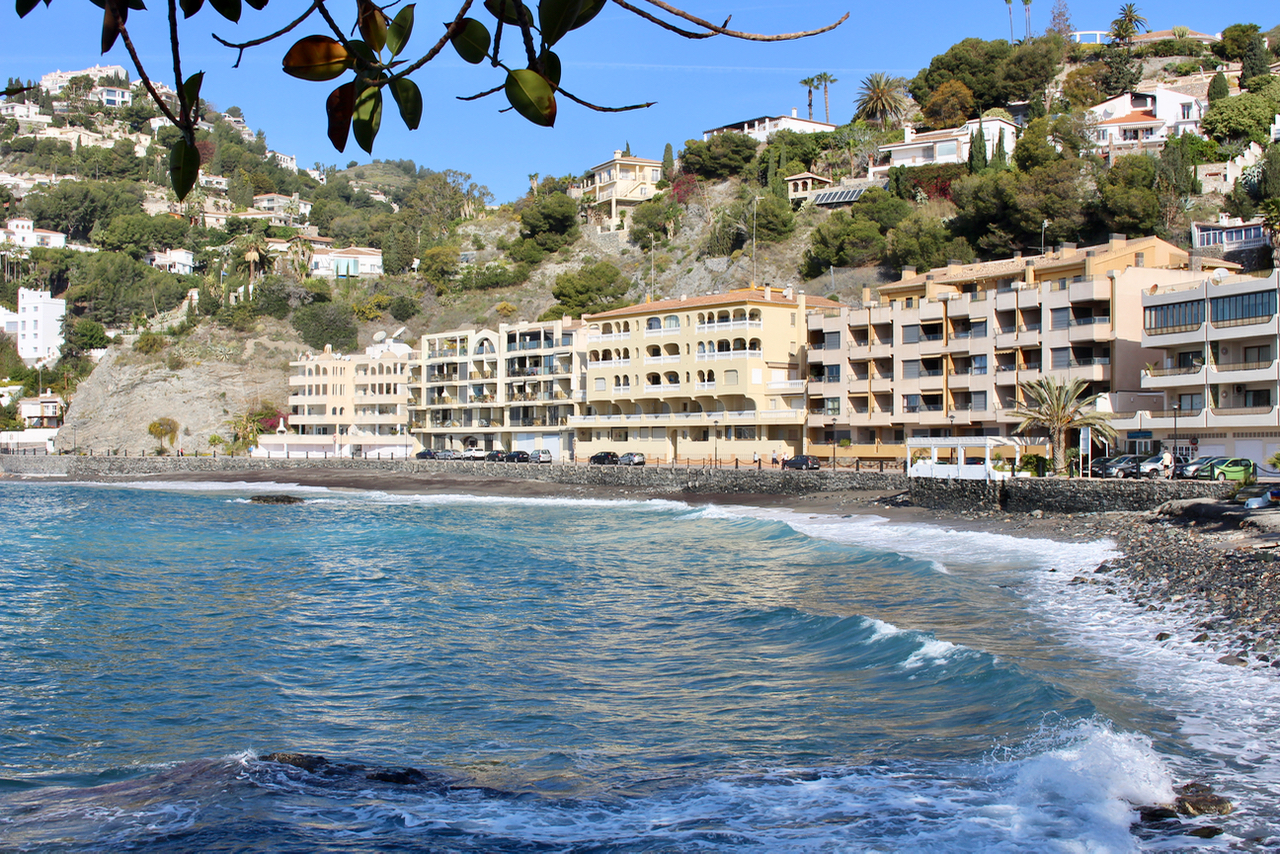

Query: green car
left=1195, top=457, right=1257, bottom=483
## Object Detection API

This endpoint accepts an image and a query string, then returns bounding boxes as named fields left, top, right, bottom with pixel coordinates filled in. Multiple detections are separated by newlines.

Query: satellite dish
left=391, top=326, right=407, bottom=340
left=1211, top=267, right=1229, bottom=283
left=372, top=330, right=387, bottom=342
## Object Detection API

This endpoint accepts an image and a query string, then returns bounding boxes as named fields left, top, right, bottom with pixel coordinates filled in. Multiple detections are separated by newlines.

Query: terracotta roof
left=1098, top=110, right=1162, bottom=126
left=586, top=287, right=839, bottom=320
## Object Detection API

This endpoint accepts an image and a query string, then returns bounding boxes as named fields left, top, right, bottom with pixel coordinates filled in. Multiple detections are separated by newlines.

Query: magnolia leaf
left=16, top=0, right=42, bottom=17
left=352, top=83, right=383, bottom=153
left=179, top=0, right=202, bottom=17
left=100, top=2, right=122, bottom=54
left=88, top=0, right=146, bottom=8
left=244, top=0, right=267, bottom=8
left=450, top=18, right=490, bottom=64
left=538, top=49, right=561, bottom=88
left=505, top=69, right=556, bottom=127
left=357, top=0, right=388, bottom=54
left=484, top=0, right=531, bottom=28
left=386, top=4, right=415, bottom=56
left=538, top=0, right=584, bottom=47
left=326, top=81, right=355, bottom=152
left=169, top=136, right=199, bottom=201
left=208, top=0, right=240, bottom=22
left=282, top=35, right=351, bottom=81
left=346, top=39, right=378, bottom=65
left=182, top=71, right=204, bottom=108
left=389, top=77, right=422, bottom=130
left=569, top=0, right=604, bottom=31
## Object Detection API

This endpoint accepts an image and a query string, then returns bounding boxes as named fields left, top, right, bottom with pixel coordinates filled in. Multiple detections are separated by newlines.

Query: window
left=594, top=377, right=606, bottom=391
left=901, top=325, right=920, bottom=344
left=1051, top=348, right=1070, bottom=370
left=824, top=331, right=840, bottom=350
left=1244, top=344, right=1272, bottom=363
left=1246, top=388, right=1272, bottom=407
left=903, top=394, right=921, bottom=413
left=733, top=426, right=756, bottom=440
left=1178, top=393, right=1203, bottom=410
left=970, top=320, right=987, bottom=338
left=971, top=354, right=987, bottom=375
left=902, top=360, right=920, bottom=379
left=725, top=370, right=739, bottom=385
left=1144, top=300, right=1204, bottom=331
left=1050, top=308, right=1070, bottom=330
left=825, top=365, right=840, bottom=382
left=1211, top=290, right=1276, bottom=324
left=971, top=391, right=987, bottom=411
left=1181, top=103, right=1192, bottom=120
left=936, top=141, right=957, bottom=158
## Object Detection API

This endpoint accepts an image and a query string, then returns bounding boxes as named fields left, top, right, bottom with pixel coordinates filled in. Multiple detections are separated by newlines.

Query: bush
left=134, top=330, right=167, bottom=354
left=388, top=295, right=420, bottom=321
left=291, top=302, right=359, bottom=351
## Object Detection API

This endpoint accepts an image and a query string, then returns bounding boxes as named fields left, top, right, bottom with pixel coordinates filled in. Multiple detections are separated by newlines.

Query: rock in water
left=250, top=495, right=305, bottom=505
left=1175, top=782, right=1234, bottom=816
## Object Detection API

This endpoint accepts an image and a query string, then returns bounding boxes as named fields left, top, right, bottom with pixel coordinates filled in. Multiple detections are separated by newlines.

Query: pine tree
left=1241, top=35, right=1271, bottom=84
left=1207, top=72, right=1229, bottom=102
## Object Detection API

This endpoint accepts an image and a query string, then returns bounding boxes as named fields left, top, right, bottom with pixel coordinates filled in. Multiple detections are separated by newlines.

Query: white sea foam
left=902, top=637, right=961, bottom=670
left=108, top=479, right=337, bottom=495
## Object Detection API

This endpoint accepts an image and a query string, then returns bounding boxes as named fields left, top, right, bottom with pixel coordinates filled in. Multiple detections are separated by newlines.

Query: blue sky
left=3, top=1, right=1277, bottom=202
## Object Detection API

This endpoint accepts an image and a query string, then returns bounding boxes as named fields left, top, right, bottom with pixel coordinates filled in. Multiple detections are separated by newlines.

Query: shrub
left=291, top=302, right=358, bottom=351
left=388, top=295, right=420, bottom=321
left=134, top=331, right=167, bottom=354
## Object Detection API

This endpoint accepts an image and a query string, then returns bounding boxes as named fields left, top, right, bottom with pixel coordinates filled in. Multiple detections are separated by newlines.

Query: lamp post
left=1040, top=219, right=1048, bottom=255
left=1172, top=401, right=1179, bottom=456
left=713, top=418, right=720, bottom=467
left=752, top=196, right=764, bottom=287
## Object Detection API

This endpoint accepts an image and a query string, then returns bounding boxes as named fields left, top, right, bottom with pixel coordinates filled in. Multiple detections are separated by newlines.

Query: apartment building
left=266, top=332, right=416, bottom=458
left=571, top=286, right=837, bottom=463
left=1110, top=268, right=1280, bottom=462
left=0, top=287, right=66, bottom=364
left=805, top=236, right=1199, bottom=457
left=409, top=318, right=585, bottom=458
left=571, top=151, right=664, bottom=234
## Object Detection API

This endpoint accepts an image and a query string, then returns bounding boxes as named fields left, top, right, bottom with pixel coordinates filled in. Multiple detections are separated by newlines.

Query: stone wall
left=908, top=475, right=1233, bottom=514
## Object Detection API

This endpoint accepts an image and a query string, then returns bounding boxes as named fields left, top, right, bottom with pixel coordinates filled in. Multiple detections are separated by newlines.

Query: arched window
left=732, top=309, right=746, bottom=321
left=748, top=338, right=762, bottom=351
left=664, top=315, right=679, bottom=329
left=707, top=370, right=715, bottom=382
left=647, top=373, right=660, bottom=385
left=748, top=309, right=762, bottom=322
left=648, top=345, right=661, bottom=357
left=664, top=371, right=679, bottom=385
left=697, top=341, right=706, bottom=353
left=717, top=339, right=730, bottom=352
left=646, top=317, right=661, bottom=331
left=733, top=338, right=747, bottom=351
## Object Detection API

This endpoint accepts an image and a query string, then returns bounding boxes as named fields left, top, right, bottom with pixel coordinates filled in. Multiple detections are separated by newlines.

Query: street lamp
left=1040, top=219, right=1049, bottom=255
left=1172, top=401, right=1179, bottom=455
left=713, top=418, right=720, bottom=467
left=752, top=196, right=765, bottom=287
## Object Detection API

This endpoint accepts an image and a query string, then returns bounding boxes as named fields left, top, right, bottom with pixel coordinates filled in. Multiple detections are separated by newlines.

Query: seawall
left=0, top=456, right=1234, bottom=511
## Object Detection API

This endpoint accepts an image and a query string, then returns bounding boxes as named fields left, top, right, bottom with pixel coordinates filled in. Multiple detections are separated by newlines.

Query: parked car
left=460, top=447, right=487, bottom=460
left=1091, top=453, right=1143, bottom=478
left=532, top=449, right=552, bottom=464
left=484, top=450, right=506, bottom=461
left=589, top=451, right=619, bottom=465
left=1138, top=453, right=1188, bottom=478
left=782, top=454, right=821, bottom=470
left=504, top=450, right=531, bottom=463
left=414, top=449, right=437, bottom=460
left=1197, top=457, right=1257, bottom=483
left=434, top=449, right=461, bottom=461
left=618, top=452, right=646, bottom=466
left=1177, top=455, right=1226, bottom=479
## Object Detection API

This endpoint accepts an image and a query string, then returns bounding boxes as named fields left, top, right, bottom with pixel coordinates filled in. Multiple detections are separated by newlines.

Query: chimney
left=613, top=149, right=622, bottom=159
left=1060, top=242, right=1077, bottom=253
left=1083, top=249, right=1096, bottom=279
left=1024, top=259, right=1036, bottom=285
left=901, top=265, right=917, bottom=281
left=679, top=293, right=687, bottom=301
left=947, top=259, right=964, bottom=274
left=1012, top=251, right=1022, bottom=260
left=764, top=285, right=772, bottom=300
left=791, top=107, right=797, bottom=118
left=903, top=126, right=915, bottom=143
left=862, top=286, right=873, bottom=304
left=1109, top=233, right=1127, bottom=251
left=784, top=286, right=795, bottom=299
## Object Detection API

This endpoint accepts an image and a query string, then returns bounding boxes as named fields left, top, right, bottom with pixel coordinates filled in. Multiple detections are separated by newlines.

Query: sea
left=1, top=479, right=1278, bottom=853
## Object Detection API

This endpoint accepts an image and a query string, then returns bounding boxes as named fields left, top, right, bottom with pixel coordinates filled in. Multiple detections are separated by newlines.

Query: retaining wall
left=908, top=475, right=1233, bottom=514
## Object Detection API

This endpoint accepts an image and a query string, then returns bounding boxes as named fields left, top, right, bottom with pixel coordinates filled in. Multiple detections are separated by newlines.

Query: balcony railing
left=1213, top=359, right=1274, bottom=372
left=1145, top=364, right=1201, bottom=377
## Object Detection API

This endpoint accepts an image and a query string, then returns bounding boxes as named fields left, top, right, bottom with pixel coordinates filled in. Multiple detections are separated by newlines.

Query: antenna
left=391, top=326, right=407, bottom=340
left=372, top=330, right=387, bottom=343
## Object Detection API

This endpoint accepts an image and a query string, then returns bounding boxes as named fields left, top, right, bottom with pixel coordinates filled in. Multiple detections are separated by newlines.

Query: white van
left=532, top=449, right=553, bottom=464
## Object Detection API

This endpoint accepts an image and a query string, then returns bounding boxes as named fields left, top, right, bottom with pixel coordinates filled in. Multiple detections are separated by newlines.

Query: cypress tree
left=1207, top=71, right=1229, bottom=102
left=991, top=129, right=1008, bottom=170
left=1242, top=35, right=1271, bottom=84
left=662, top=143, right=674, bottom=180
left=967, top=123, right=988, bottom=173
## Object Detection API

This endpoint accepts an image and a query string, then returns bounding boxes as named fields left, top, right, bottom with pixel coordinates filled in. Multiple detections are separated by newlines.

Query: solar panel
left=812, top=187, right=867, bottom=205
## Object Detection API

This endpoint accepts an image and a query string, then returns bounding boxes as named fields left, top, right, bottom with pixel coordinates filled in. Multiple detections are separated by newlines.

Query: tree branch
left=457, top=84, right=505, bottom=101
left=608, top=0, right=717, bottom=39
left=103, top=0, right=183, bottom=128
left=213, top=2, right=322, bottom=68
left=622, top=0, right=849, bottom=41
left=386, top=0, right=475, bottom=82
left=167, top=0, right=190, bottom=131
left=557, top=86, right=655, bottom=113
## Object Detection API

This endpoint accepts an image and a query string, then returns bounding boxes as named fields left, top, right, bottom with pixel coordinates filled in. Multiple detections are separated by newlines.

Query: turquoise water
left=0, top=481, right=1277, bottom=851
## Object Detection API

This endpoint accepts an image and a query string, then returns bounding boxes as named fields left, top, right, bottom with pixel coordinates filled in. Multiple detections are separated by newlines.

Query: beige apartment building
left=571, top=286, right=838, bottom=463
left=266, top=332, right=416, bottom=458
left=1110, top=268, right=1280, bottom=462
left=409, top=318, right=586, bottom=458
left=571, top=151, right=664, bottom=234
left=806, top=235, right=1205, bottom=459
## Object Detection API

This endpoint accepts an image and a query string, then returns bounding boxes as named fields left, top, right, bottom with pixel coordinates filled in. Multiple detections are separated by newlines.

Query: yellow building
left=572, top=286, right=838, bottom=463
left=572, top=150, right=664, bottom=234
left=806, top=235, right=1211, bottom=458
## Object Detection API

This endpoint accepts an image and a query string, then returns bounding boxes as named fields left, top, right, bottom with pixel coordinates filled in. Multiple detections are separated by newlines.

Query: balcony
left=1068, top=278, right=1110, bottom=303
left=643, top=383, right=680, bottom=393
left=590, top=358, right=632, bottom=368
left=570, top=408, right=806, bottom=427
left=644, top=355, right=681, bottom=365
left=695, top=350, right=762, bottom=361
left=586, top=331, right=632, bottom=343
left=696, top=319, right=763, bottom=332
left=767, top=380, right=806, bottom=391
left=1142, top=364, right=1204, bottom=388
left=1067, top=315, right=1112, bottom=342
left=1210, top=359, right=1278, bottom=384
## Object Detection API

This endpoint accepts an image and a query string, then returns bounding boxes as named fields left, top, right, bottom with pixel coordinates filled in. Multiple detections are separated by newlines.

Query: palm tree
left=1004, top=0, right=1014, bottom=42
left=799, top=76, right=819, bottom=121
left=854, top=72, right=908, bottom=129
left=1260, top=198, right=1280, bottom=271
left=813, top=72, right=838, bottom=124
left=1010, top=377, right=1117, bottom=474
left=1022, top=0, right=1032, bottom=39
left=1110, top=3, right=1146, bottom=46
left=235, top=233, right=273, bottom=289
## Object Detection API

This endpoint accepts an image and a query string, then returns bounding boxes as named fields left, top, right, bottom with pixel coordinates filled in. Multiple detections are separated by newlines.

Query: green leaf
left=505, top=69, right=556, bottom=127
left=538, top=49, right=561, bottom=88
left=16, top=0, right=42, bottom=16
left=484, top=0, right=531, bottom=27
left=386, top=4, right=416, bottom=56
left=100, top=2, right=122, bottom=53
left=352, top=82, right=383, bottom=154
left=389, top=77, right=422, bottom=130
left=326, top=81, right=356, bottom=152
left=346, top=39, right=378, bottom=65
left=450, top=18, right=490, bottom=64
left=244, top=0, right=267, bottom=9
left=568, top=0, right=604, bottom=31
left=538, top=0, right=584, bottom=47
left=179, top=0, right=203, bottom=17
left=207, top=0, right=240, bottom=22
left=182, top=71, right=204, bottom=109
left=357, top=0, right=388, bottom=54
left=282, top=35, right=352, bottom=81
left=169, top=136, right=199, bottom=201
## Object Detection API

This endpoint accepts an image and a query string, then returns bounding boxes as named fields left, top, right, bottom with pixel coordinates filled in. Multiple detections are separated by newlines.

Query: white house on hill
left=1088, top=85, right=1206, bottom=160
left=869, top=118, right=1017, bottom=179
left=703, top=109, right=836, bottom=142
left=0, top=287, right=66, bottom=364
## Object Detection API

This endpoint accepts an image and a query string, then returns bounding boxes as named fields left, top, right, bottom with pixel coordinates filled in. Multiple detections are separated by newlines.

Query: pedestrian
left=1161, top=448, right=1174, bottom=479
left=771, top=450, right=778, bottom=468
